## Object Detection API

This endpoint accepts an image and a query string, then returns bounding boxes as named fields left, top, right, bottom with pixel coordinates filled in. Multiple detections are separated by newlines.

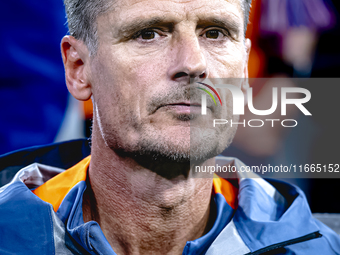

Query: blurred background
left=0, top=0, right=340, bottom=212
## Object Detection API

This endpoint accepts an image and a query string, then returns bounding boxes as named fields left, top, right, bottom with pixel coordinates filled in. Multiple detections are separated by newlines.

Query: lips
left=166, top=102, right=201, bottom=107
left=148, top=85, right=216, bottom=115
left=155, top=101, right=206, bottom=115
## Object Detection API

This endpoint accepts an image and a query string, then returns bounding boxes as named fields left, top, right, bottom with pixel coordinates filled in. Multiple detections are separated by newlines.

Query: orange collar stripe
left=33, top=156, right=91, bottom=212
left=213, top=173, right=238, bottom=209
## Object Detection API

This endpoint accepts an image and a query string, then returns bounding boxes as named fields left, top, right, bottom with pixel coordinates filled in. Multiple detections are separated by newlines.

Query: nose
left=168, top=34, right=208, bottom=83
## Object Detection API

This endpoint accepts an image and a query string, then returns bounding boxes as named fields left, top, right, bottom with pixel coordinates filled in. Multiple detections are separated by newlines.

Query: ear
left=61, top=35, right=92, bottom=101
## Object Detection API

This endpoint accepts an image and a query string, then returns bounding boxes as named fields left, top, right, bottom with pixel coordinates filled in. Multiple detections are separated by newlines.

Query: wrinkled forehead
left=102, top=0, right=245, bottom=34
left=109, top=0, right=243, bottom=9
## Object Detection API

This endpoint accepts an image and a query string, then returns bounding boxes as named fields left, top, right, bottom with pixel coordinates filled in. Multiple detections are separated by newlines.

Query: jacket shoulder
left=0, top=182, right=55, bottom=254
left=0, top=182, right=87, bottom=255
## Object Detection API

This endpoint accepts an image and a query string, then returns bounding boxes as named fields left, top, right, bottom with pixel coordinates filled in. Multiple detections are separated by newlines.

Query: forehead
left=105, top=0, right=244, bottom=32
left=112, top=0, right=243, bottom=10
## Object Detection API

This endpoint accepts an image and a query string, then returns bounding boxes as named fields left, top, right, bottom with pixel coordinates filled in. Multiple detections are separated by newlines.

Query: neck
left=83, top=127, right=216, bottom=255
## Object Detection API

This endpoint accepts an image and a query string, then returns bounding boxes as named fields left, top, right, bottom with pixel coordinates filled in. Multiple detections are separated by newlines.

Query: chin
left=105, top=116, right=237, bottom=164
left=129, top=124, right=236, bottom=164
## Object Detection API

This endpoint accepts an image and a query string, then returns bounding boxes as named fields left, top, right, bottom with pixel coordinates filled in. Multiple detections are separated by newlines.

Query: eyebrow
left=118, top=17, right=173, bottom=37
left=117, top=15, right=242, bottom=38
left=197, top=17, right=241, bottom=36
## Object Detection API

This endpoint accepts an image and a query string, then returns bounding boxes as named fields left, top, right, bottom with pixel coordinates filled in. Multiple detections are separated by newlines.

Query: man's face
left=89, top=0, right=249, bottom=162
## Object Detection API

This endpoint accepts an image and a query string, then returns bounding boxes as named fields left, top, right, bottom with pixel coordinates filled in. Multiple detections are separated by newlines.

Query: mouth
left=155, top=101, right=203, bottom=114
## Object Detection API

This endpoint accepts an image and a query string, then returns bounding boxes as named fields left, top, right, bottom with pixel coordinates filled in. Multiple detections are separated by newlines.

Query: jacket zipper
left=245, top=231, right=322, bottom=255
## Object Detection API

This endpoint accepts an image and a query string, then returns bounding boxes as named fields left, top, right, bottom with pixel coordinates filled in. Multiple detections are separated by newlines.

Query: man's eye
left=204, top=30, right=226, bottom=39
left=138, top=30, right=160, bottom=40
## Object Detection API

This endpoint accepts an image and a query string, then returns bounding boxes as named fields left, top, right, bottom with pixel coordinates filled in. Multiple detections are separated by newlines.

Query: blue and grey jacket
left=0, top=139, right=339, bottom=255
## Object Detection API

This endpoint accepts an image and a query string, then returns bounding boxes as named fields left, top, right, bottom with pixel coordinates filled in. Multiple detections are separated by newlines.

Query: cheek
left=113, top=43, right=169, bottom=79
left=91, top=47, right=169, bottom=120
left=90, top=55, right=135, bottom=124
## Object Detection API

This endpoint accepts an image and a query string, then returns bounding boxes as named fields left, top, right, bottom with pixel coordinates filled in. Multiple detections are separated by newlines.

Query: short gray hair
left=64, top=0, right=113, bottom=54
left=64, top=0, right=252, bottom=54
